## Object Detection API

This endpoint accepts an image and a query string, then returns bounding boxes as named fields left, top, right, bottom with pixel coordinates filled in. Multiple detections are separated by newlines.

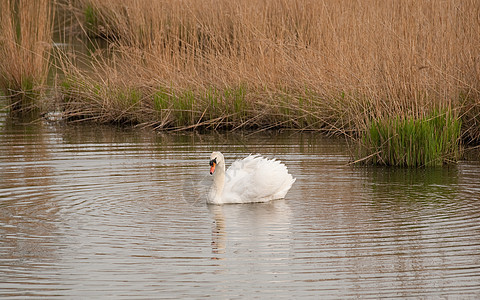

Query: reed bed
left=0, top=0, right=55, bottom=113
left=5, top=0, right=480, bottom=165
left=357, top=111, right=462, bottom=166
left=59, top=0, right=479, bottom=126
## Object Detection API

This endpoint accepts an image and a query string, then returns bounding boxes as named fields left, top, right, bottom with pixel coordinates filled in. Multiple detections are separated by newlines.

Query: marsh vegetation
left=1, top=0, right=479, bottom=165
left=0, top=0, right=54, bottom=113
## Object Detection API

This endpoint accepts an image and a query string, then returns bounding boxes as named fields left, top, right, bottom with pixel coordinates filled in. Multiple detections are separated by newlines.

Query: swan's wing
left=222, top=155, right=259, bottom=202
left=223, top=155, right=295, bottom=202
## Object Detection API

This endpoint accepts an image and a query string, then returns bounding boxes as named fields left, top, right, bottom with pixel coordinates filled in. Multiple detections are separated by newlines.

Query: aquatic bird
left=207, top=151, right=295, bottom=204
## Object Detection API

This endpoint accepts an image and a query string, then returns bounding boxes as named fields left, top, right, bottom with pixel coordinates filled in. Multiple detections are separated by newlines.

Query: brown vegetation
left=1, top=0, right=479, bottom=164
left=59, top=0, right=480, bottom=135
left=0, top=0, right=54, bottom=112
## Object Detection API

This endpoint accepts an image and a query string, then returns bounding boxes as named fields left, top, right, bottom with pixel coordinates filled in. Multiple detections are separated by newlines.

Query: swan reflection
left=208, top=200, right=292, bottom=260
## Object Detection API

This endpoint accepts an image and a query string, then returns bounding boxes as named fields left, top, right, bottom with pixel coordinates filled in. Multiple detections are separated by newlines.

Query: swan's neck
left=209, top=164, right=225, bottom=204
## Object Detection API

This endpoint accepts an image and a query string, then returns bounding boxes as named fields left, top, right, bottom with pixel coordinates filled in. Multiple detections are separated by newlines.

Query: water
left=1, top=118, right=480, bottom=298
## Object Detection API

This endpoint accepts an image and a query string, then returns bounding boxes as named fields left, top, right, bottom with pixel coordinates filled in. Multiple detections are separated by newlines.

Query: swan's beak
left=209, top=157, right=217, bottom=175
left=209, top=162, right=216, bottom=175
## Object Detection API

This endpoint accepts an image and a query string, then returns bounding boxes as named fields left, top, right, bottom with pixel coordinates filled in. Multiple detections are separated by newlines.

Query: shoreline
left=1, top=0, right=478, bottom=166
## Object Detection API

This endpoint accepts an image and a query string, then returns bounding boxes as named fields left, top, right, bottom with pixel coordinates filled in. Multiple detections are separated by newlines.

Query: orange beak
left=210, top=162, right=216, bottom=175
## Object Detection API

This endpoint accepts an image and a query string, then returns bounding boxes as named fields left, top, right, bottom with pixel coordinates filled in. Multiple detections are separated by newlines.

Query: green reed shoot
left=359, top=111, right=461, bottom=167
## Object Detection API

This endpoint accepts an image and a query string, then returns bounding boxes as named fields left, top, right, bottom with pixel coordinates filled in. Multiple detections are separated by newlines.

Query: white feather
left=207, top=152, right=295, bottom=204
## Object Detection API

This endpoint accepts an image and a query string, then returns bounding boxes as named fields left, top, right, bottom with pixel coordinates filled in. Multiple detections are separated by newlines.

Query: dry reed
left=54, top=0, right=480, bottom=165
left=0, top=0, right=55, bottom=112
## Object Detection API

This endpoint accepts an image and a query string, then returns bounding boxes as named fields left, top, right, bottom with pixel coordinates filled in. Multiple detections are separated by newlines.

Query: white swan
left=207, top=151, right=295, bottom=204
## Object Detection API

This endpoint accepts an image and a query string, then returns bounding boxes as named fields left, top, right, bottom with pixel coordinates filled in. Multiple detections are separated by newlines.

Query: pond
left=1, top=117, right=480, bottom=298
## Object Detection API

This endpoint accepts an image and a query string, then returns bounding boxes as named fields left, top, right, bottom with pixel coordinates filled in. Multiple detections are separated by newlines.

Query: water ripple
left=0, top=124, right=479, bottom=298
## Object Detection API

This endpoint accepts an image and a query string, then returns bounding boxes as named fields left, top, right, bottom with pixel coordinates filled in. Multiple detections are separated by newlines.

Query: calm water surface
left=1, top=118, right=480, bottom=298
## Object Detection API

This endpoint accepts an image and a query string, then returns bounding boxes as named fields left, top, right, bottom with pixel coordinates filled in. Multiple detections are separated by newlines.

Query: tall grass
left=0, top=0, right=55, bottom=113
left=357, top=111, right=462, bottom=167
left=53, top=0, right=479, bottom=164
left=58, top=0, right=479, bottom=127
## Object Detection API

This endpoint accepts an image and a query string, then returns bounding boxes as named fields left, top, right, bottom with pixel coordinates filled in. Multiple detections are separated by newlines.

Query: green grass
left=152, top=88, right=197, bottom=126
left=151, top=85, right=251, bottom=128
left=174, top=90, right=195, bottom=126
left=205, top=86, right=220, bottom=119
left=358, top=110, right=462, bottom=167
left=153, top=89, right=171, bottom=111
left=116, top=88, right=141, bottom=108
left=223, top=85, right=248, bottom=123
left=84, top=4, right=100, bottom=37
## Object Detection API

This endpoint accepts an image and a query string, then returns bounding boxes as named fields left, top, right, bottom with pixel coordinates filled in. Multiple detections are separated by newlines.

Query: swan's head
left=209, top=152, right=224, bottom=175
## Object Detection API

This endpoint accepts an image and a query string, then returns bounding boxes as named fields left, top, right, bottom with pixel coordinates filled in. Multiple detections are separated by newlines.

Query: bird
left=207, top=151, right=295, bottom=204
